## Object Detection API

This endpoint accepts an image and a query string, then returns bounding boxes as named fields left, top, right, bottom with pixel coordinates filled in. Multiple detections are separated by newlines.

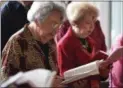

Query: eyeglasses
left=51, top=23, right=62, bottom=34
left=51, top=23, right=60, bottom=30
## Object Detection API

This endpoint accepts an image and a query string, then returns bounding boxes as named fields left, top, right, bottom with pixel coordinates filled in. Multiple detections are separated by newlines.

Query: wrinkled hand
left=98, top=61, right=112, bottom=78
left=107, top=46, right=123, bottom=63
left=52, top=76, right=66, bottom=88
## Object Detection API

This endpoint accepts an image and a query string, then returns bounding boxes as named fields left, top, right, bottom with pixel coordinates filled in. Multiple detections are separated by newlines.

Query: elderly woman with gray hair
left=1, top=2, right=65, bottom=87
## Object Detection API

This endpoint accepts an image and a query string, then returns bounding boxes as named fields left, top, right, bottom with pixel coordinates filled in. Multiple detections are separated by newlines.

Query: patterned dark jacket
left=1, top=24, right=58, bottom=81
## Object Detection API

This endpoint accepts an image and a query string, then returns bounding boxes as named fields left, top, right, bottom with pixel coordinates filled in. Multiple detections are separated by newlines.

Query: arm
left=1, top=38, right=21, bottom=81
left=57, top=44, right=76, bottom=76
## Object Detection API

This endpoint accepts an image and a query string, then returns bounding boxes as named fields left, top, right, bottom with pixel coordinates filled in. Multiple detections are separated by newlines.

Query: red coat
left=89, top=20, right=107, bottom=51
left=57, top=27, right=107, bottom=88
left=56, top=20, right=107, bottom=52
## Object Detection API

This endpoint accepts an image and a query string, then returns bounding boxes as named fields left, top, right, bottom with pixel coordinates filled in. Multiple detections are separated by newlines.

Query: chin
left=85, top=33, right=91, bottom=38
left=79, top=34, right=89, bottom=38
left=80, top=34, right=88, bottom=38
left=79, top=36, right=85, bottom=39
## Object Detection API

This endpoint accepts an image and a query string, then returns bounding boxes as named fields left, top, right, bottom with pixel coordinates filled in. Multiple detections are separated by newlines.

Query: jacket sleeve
left=1, top=38, right=21, bottom=81
left=57, top=44, right=77, bottom=76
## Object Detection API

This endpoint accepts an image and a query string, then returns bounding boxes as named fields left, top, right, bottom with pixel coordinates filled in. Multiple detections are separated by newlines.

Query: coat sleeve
left=1, top=38, right=21, bottom=81
left=57, top=44, right=77, bottom=76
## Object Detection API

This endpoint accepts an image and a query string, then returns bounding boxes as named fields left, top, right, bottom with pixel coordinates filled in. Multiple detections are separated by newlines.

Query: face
left=74, top=14, right=97, bottom=38
left=36, top=10, right=63, bottom=43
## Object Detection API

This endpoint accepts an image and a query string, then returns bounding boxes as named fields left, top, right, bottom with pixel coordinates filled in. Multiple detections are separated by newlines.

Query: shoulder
left=57, top=30, right=78, bottom=51
left=2, top=27, right=27, bottom=55
left=5, top=27, right=25, bottom=47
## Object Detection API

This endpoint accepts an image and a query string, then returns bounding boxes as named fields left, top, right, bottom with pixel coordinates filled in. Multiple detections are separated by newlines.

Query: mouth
left=88, top=31, right=93, bottom=35
left=83, top=32, right=92, bottom=38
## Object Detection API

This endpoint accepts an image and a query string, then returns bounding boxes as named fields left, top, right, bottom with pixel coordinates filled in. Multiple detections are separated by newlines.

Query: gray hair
left=27, top=1, right=65, bottom=23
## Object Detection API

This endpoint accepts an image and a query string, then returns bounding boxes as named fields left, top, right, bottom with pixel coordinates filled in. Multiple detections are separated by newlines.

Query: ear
left=35, top=19, right=40, bottom=27
left=35, top=19, right=44, bottom=30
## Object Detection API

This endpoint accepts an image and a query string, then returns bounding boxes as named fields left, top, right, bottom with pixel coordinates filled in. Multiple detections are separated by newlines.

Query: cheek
left=36, top=29, right=41, bottom=36
left=80, top=29, right=86, bottom=34
left=43, top=28, right=52, bottom=35
left=46, top=34, right=54, bottom=41
left=42, top=25, right=51, bottom=34
left=92, top=28, right=94, bottom=32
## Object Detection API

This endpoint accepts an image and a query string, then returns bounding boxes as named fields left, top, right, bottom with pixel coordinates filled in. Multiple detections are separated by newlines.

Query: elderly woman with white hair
left=1, top=1, right=65, bottom=86
left=57, top=2, right=110, bottom=88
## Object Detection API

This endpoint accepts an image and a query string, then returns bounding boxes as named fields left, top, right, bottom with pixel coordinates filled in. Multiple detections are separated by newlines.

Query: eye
left=92, top=16, right=97, bottom=22
left=86, top=21, right=91, bottom=24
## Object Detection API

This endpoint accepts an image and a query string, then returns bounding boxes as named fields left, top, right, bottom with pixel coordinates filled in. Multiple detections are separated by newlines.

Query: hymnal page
left=62, top=60, right=103, bottom=84
left=93, top=50, right=108, bottom=60
left=99, top=47, right=123, bottom=68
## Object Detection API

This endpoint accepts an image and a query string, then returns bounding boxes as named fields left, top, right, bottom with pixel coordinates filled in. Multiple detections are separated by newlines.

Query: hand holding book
left=99, top=46, right=123, bottom=69
left=62, top=47, right=123, bottom=84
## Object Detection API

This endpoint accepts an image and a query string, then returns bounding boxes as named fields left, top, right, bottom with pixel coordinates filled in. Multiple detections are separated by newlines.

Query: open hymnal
left=62, top=60, right=103, bottom=84
left=62, top=48, right=123, bottom=84
left=105, top=46, right=123, bottom=64
left=93, top=50, right=108, bottom=60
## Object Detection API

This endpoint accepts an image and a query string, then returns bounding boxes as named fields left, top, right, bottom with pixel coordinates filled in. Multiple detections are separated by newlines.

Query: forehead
left=84, top=14, right=93, bottom=19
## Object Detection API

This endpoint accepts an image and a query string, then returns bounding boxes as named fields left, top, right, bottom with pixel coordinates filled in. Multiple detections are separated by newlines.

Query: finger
left=108, top=64, right=113, bottom=69
left=57, top=84, right=68, bottom=87
left=55, top=76, right=64, bottom=80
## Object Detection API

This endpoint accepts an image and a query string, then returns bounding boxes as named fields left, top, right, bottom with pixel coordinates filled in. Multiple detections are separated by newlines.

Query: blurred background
left=0, top=1, right=123, bottom=88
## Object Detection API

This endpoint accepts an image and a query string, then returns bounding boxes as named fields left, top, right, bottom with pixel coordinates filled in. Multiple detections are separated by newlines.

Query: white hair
left=66, top=2, right=99, bottom=24
left=27, top=1, right=65, bottom=23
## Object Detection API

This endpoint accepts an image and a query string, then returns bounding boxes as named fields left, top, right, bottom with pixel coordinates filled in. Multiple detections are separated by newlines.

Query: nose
left=87, top=27, right=93, bottom=33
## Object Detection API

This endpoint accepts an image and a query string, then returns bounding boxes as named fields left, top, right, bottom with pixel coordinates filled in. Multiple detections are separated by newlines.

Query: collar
left=67, top=26, right=96, bottom=47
